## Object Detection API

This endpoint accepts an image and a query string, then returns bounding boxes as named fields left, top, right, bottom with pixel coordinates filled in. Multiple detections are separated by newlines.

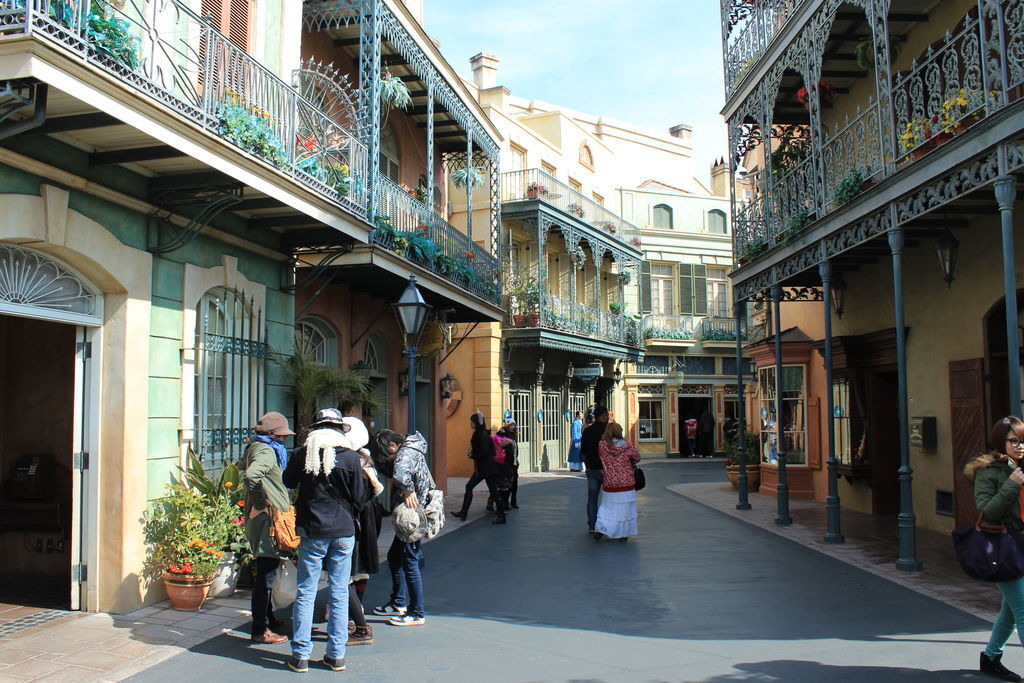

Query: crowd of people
left=238, top=408, right=432, bottom=674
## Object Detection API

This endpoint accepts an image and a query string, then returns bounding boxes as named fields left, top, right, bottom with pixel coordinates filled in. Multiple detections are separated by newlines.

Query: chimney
left=710, top=157, right=730, bottom=198
left=401, top=0, right=424, bottom=25
left=669, top=124, right=692, bottom=142
left=469, top=53, right=500, bottom=89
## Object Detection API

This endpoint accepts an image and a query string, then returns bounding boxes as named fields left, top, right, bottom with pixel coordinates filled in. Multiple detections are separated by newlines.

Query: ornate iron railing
left=507, top=293, right=641, bottom=348
left=0, top=0, right=368, bottom=216
left=698, top=316, right=748, bottom=342
left=721, top=0, right=803, bottom=99
left=728, top=0, right=1024, bottom=267
left=643, top=314, right=696, bottom=341
left=373, top=175, right=501, bottom=304
left=500, top=169, right=643, bottom=251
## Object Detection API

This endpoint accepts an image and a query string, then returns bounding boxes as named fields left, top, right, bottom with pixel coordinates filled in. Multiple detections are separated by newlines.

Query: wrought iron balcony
left=698, top=316, right=748, bottom=342
left=373, top=175, right=501, bottom=304
left=500, top=169, right=643, bottom=251
left=0, top=0, right=368, bottom=217
left=643, top=315, right=696, bottom=341
left=507, top=294, right=642, bottom=349
left=730, top=1, right=1024, bottom=269
left=721, top=0, right=803, bottom=99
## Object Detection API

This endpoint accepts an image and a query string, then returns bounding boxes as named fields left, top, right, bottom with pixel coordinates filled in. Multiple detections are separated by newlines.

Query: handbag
left=267, top=506, right=300, bottom=552
left=633, top=464, right=646, bottom=491
left=951, top=512, right=1024, bottom=582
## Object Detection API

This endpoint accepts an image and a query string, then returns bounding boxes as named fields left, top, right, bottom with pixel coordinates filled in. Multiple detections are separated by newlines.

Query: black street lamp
left=392, top=276, right=431, bottom=435
left=830, top=273, right=847, bottom=318
left=936, top=228, right=959, bottom=288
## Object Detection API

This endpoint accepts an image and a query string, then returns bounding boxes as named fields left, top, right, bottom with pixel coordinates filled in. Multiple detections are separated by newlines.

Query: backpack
left=490, top=435, right=514, bottom=465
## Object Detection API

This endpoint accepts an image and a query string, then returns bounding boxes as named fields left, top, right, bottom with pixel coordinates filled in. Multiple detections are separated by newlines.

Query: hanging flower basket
left=797, top=80, right=837, bottom=108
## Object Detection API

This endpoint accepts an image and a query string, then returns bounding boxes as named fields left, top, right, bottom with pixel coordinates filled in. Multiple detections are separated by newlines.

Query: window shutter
left=678, top=264, right=693, bottom=315
left=694, top=265, right=708, bottom=316
left=227, top=0, right=251, bottom=50
left=202, top=0, right=223, bottom=29
left=640, top=261, right=652, bottom=314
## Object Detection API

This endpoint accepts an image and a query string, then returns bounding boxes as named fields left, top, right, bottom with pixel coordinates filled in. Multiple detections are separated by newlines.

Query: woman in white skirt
left=595, top=422, right=641, bottom=541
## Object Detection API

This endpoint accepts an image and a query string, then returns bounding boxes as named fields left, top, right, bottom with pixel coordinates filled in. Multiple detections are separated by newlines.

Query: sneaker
left=981, top=652, right=1022, bottom=681
left=388, top=614, right=425, bottom=627
left=322, top=655, right=346, bottom=671
left=347, top=625, right=374, bottom=645
left=372, top=601, right=406, bottom=617
left=287, top=656, right=309, bottom=673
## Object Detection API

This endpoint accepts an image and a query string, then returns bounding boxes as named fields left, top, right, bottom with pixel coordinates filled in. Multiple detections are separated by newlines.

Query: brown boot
left=346, top=625, right=373, bottom=646
left=250, top=630, right=287, bottom=644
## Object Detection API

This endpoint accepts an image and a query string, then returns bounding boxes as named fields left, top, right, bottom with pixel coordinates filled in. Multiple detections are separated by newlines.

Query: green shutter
left=694, top=265, right=708, bottom=316
left=678, top=264, right=693, bottom=315
left=640, top=261, right=652, bottom=314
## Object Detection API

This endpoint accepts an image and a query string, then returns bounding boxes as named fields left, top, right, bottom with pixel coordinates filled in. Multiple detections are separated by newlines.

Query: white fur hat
left=341, top=416, right=369, bottom=451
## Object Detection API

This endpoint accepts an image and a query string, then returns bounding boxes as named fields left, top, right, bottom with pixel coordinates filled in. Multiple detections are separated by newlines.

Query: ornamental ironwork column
left=995, top=176, right=1021, bottom=414
left=735, top=297, right=751, bottom=511
left=425, top=80, right=434, bottom=204
left=772, top=282, right=792, bottom=525
left=466, top=132, right=473, bottom=239
left=889, top=227, right=922, bottom=571
left=819, top=260, right=844, bottom=543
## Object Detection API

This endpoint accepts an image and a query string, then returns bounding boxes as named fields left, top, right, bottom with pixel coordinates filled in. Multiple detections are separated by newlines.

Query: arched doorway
left=0, top=244, right=103, bottom=610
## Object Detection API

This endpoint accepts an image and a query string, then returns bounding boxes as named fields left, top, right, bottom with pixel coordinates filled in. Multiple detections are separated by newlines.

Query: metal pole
left=772, top=282, right=791, bottom=525
left=995, top=176, right=1020, bottom=415
left=819, top=261, right=844, bottom=543
left=735, top=297, right=750, bottom=510
left=889, top=228, right=922, bottom=571
left=407, top=347, right=417, bottom=437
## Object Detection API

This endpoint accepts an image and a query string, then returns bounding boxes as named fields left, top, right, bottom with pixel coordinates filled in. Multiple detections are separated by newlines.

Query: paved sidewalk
left=668, top=479, right=1001, bottom=622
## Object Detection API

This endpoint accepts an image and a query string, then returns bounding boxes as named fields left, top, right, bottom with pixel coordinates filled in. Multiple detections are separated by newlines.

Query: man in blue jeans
left=282, top=409, right=369, bottom=673
left=580, top=406, right=610, bottom=534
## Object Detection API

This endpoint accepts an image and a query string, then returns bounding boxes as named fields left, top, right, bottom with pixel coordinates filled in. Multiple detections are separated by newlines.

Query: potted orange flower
left=144, top=482, right=233, bottom=610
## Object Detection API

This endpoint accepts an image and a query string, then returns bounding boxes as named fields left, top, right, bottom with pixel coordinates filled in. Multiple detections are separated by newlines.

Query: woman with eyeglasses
left=965, top=416, right=1024, bottom=682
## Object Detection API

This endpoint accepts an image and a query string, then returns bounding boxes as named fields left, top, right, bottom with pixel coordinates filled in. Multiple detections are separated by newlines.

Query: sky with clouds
left=424, top=0, right=727, bottom=184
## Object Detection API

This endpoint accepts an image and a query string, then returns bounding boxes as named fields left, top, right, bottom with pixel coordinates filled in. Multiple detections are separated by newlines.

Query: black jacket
left=471, top=428, right=499, bottom=478
left=283, top=446, right=369, bottom=539
left=581, top=420, right=607, bottom=471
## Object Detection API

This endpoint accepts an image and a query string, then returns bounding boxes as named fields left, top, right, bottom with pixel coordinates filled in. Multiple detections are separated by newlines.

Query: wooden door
left=868, top=370, right=900, bottom=515
left=950, top=358, right=987, bottom=527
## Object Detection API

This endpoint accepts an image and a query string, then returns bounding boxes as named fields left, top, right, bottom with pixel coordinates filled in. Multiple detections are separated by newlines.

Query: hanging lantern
left=830, top=273, right=847, bottom=319
left=935, top=228, right=959, bottom=288
left=440, top=373, right=457, bottom=399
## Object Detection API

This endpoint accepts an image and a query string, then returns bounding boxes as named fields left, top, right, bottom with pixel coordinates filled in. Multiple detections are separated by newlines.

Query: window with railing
left=707, top=266, right=730, bottom=318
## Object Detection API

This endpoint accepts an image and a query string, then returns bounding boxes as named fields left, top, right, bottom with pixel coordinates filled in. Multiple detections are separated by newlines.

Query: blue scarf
left=253, top=434, right=288, bottom=469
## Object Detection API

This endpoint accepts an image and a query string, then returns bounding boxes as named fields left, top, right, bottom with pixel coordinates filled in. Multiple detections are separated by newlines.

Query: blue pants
left=586, top=469, right=603, bottom=531
left=986, top=575, right=1024, bottom=657
left=387, top=536, right=424, bottom=618
left=292, top=536, right=355, bottom=660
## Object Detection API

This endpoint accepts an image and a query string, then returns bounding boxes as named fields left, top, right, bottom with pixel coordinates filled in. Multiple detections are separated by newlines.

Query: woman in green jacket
left=965, top=416, right=1024, bottom=682
left=241, top=412, right=294, bottom=645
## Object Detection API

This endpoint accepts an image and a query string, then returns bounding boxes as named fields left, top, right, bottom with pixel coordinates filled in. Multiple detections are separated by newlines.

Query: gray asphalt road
left=128, top=460, right=996, bottom=682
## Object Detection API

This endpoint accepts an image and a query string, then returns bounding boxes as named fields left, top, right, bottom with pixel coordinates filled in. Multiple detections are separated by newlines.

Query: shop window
left=653, top=204, right=673, bottom=229
left=758, top=365, right=807, bottom=465
left=833, top=376, right=867, bottom=466
left=638, top=399, right=664, bottom=440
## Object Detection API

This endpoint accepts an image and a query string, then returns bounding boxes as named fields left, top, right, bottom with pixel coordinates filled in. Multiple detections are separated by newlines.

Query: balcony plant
left=630, top=236, right=643, bottom=248
left=833, top=170, right=865, bottom=207
left=526, top=181, right=549, bottom=199
left=395, top=230, right=439, bottom=266
left=609, top=301, right=627, bottom=315
left=372, top=214, right=397, bottom=244
left=567, top=202, right=585, bottom=218
left=51, top=0, right=139, bottom=69
left=507, top=274, right=541, bottom=327
left=451, top=166, right=485, bottom=190
left=797, top=80, right=837, bottom=108
left=380, top=70, right=412, bottom=113
left=854, top=36, right=899, bottom=72
left=724, top=430, right=761, bottom=490
left=215, top=99, right=287, bottom=168
left=780, top=207, right=813, bottom=244
left=736, top=236, right=769, bottom=265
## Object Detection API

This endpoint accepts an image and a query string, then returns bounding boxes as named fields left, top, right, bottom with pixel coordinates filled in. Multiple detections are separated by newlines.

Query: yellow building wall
left=445, top=322, right=503, bottom=478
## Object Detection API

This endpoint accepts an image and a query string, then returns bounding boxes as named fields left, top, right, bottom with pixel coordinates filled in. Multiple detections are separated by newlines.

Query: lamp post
left=392, top=276, right=431, bottom=436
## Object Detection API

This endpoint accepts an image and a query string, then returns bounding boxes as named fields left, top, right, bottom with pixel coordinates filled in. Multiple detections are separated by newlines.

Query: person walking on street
left=451, top=411, right=501, bottom=521
left=240, top=411, right=294, bottom=645
left=373, top=429, right=432, bottom=626
left=699, top=408, right=716, bottom=458
left=595, top=421, right=641, bottom=541
left=685, top=416, right=699, bottom=457
left=967, top=416, right=1024, bottom=682
left=282, top=409, right=369, bottom=673
left=581, top=406, right=610, bottom=534
left=498, top=421, right=520, bottom=510
left=568, top=411, right=584, bottom=472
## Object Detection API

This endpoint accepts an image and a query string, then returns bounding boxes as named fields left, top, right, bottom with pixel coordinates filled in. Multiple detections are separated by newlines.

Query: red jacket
left=598, top=439, right=641, bottom=492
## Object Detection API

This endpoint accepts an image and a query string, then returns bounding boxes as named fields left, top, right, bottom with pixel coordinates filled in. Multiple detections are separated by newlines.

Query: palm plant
left=450, top=165, right=485, bottom=190
left=274, top=344, right=380, bottom=437
left=380, top=70, right=412, bottom=116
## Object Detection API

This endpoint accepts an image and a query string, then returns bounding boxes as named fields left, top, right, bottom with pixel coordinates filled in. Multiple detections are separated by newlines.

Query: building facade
left=721, top=0, right=1024, bottom=561
left=0, top=0, right=499, bottom=613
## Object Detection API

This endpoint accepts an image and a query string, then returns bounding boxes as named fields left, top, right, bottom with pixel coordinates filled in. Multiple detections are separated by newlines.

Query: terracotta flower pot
left=163, top=572, right=214, bottom=611
left=513, top=313, right=539, bottom=327
left=526, top=188, right=539, bottom=199
left=726, top=464, right=760, bottom=491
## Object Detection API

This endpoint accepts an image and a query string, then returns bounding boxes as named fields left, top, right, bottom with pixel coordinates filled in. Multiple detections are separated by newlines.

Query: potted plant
left=143, top=482, right=233, bottom=611
left=567, top=202, right=585, bottom=218
left=609, top=301, right=627, bottom=315
left=725, top=431, right=761, bottom=490
left=833, top=170, right=865, bottom=207
left=451, top=166, right=484, bottom=190
left=507, top=275, right=541, bottom=327
left=526, top=181, right=549, bottom=199
left=797, top=79, right=837, bottom=108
